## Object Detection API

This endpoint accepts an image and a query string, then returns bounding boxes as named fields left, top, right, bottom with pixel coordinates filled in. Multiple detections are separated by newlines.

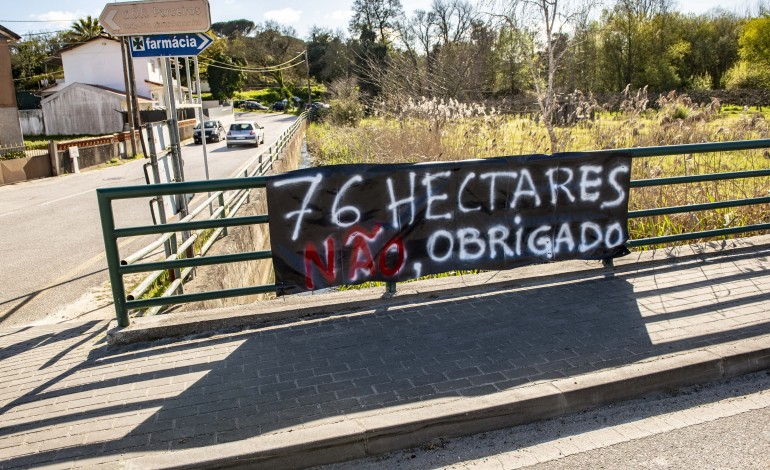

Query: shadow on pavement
left=2, top=254, right=770, bottom=468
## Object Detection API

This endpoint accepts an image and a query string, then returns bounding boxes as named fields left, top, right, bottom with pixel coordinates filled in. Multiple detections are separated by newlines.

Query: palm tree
left=66, top=16, right=104, bottom=42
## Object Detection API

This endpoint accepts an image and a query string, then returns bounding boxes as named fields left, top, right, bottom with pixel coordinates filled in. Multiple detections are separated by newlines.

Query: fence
left=99, top=115, right=307, bottom=326
left=98, top=134, right=770, bottom=327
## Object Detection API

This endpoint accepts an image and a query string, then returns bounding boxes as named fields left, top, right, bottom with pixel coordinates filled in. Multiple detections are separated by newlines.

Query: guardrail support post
left=218, top=193, right=229, bottom=236
left=97, top=191, right=130, bottom=327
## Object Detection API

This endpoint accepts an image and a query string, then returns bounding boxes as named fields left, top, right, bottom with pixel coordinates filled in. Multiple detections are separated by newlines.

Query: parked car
left=307, top=101, right=332, bottom=121
left=271, top=101, right=286, bottom=111
left=193, top=120, right=226, bottom=144
left=226, top=121, right=265, bottom=147
left=243, top=101, right=268, bottom=110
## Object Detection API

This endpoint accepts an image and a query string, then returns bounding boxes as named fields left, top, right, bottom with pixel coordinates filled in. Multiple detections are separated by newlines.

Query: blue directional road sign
left=129, top=32, right=214, bottom=58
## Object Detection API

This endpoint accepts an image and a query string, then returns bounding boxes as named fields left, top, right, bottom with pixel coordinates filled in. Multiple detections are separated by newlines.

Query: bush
left=0, top=150, right=26, bottom=160
left=327, top=99, right=361, bottom=126
left=725, top=62, right=770, bottom=90
left=327, top=78, right=364, bottom=127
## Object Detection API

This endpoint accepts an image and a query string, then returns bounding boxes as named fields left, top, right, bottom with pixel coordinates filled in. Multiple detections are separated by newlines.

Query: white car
left=226, top=121, right=265, bottom=147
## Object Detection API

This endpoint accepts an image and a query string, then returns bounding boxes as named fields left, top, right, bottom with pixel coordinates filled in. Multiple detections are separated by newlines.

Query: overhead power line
left=200, top=59, right=305, bottom=73
left=201, top=50, right=306, bottom=72
left=0, top=19, right=75, bottom=23
left=199, top=51, right=307, bottom=73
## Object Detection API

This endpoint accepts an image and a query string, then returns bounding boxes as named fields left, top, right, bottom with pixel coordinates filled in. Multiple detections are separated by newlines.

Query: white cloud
left=263, top=8, right=302, bottom=24
left=326, top=10, right=353, bottom=22
left=30, top=10, right=96, bottom=32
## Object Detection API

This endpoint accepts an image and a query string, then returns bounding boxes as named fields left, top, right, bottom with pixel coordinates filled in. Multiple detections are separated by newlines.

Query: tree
left=206, top=52, right=246, bottom=101
left=599, top=0, right=674, bottom=91
left=11, top=31, right=65, bottom=89
left=307, top=28, right=349, bottom=83
left=211, top=19, right=256, bottom=38
left=227, top=22, right=307, bottom=90
left=494, top=0, right=598, bottom=152
left=65, top=16, right=103, bottom=42
left=349, top=0, right=405, bottom=44
left=725, top=15, right=770, bottom=89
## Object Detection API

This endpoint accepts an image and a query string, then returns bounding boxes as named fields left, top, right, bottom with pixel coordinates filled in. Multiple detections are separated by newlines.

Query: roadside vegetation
left=308, top=89, right=770, bottom=247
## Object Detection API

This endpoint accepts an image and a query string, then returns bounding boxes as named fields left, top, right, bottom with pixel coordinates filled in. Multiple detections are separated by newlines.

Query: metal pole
left=194, top=56, right=213, bottom=216
left=174, top=57, right=183, bottom=104
left=165, top=58, right=194, bottom=279
left=144, top=124, right=174, bottom=260
left=194, top=56, right=210, bottom=182
left=126, top=46, right=143, bottom=156
left=185, top=57, right=194, bottom=104
left=120, top=38, right=137, bottom=157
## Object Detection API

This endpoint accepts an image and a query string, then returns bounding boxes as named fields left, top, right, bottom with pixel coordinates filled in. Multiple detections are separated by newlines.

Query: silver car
left=226, top=121, right=265, bottom=147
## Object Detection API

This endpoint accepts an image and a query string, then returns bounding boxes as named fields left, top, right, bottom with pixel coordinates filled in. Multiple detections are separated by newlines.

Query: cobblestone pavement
left=2, top=244, right=770, bottom=468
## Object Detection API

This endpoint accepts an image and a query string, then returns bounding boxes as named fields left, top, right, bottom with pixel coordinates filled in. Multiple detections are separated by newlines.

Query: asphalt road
left=319, top=371, right=770, bottom=469
left=0, top=112, right=298, bottom=328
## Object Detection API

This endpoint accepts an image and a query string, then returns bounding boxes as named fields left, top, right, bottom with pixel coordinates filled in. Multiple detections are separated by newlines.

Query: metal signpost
left=102, top=0, right=213, bottom=279
left=99, top=0, right=211, bottom=37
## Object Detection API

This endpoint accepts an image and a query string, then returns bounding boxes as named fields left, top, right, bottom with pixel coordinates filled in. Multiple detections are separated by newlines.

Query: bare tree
left=491, top=0, right=599, bottom=152
left=349, top=0, right=405, bottom=44
left=432, top=0, right=477, bottom=45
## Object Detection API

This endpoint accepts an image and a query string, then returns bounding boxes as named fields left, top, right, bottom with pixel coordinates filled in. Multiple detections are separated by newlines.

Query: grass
left=307, top=94, right=770, bottom=250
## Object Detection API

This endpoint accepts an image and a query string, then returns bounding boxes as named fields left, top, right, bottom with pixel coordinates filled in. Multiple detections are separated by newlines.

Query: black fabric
left=266, top=152, right=632, bottom=295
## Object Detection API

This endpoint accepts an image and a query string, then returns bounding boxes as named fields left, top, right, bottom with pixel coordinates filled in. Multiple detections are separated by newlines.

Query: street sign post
left=99, top=0, right=211, bottom=36
left=129, top=32, right=214, bottom=57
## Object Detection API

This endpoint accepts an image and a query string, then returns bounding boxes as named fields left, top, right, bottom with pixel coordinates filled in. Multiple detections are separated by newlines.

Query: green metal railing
left=99, top=138, right=770, bottom=327
left=112, top=114, right=307, bottom=318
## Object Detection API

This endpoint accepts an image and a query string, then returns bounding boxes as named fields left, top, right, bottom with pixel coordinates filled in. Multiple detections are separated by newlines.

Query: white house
left=40, top=34, right=189, bottom=135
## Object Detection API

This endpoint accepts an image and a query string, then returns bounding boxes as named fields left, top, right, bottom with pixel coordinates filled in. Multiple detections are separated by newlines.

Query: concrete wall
left=0, top=154, right=52, bottom=185
left=43, top=84, right=125, bottom=135
left=0, top=108, right=23, bottom=146
left=19, top=109, right=45, bottom=136
left=181, top=120, right=307, bottom=311
left=203, top=106, right=235, bottom=128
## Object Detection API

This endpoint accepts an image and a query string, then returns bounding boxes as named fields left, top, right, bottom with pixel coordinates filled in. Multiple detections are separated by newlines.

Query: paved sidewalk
left=2, top=240, right=770, bottom=469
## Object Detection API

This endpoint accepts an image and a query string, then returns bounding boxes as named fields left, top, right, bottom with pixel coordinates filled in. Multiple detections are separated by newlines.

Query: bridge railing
left=99, top=138, right=770, bottom=327
left=99, top=115, right=306, bottom=327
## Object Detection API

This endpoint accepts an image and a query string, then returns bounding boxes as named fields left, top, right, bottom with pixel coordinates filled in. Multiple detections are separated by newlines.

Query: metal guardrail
left=99, top=114, right=306, bottom=326
left=99, top=136, right=770, bottom=327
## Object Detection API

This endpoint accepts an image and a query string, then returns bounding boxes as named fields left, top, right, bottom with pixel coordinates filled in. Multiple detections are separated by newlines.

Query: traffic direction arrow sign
left=99, top=0, right=211, bottom=36
left=129, top=32, right=214, bottom=57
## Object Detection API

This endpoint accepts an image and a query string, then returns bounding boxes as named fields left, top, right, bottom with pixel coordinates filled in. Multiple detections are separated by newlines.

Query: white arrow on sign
left=103, top=9, right=120, bottom=32
left=197, top=32, right=212, bottom=50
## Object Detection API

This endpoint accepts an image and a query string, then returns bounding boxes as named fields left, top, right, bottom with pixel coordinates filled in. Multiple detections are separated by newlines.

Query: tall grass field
left=307, top=92, right=770, bottom=249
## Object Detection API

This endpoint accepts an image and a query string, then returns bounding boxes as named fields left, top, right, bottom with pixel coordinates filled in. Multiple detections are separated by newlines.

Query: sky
left=0, top=0, right=757, bottom=40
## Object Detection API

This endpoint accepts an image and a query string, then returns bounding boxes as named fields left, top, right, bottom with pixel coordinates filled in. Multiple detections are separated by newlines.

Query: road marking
left=0, top=188, right=96, bottom=219
left=40, top=188, right=95, bottom=206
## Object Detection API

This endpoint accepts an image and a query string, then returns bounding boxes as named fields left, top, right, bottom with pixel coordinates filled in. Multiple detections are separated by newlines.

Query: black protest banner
left=266, top=152, right=632, bottom=295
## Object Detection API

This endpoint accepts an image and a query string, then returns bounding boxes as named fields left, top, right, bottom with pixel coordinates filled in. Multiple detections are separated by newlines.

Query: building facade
left=0, top=25, right=24, bottom=145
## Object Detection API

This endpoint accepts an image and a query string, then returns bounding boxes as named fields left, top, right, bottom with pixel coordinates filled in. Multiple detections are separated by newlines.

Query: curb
left=117, top=334, right=770, bottom=469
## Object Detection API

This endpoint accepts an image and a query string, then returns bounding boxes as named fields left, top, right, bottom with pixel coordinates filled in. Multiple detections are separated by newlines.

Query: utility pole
left=304, top=49, right=312, bottom=107
left=119, top=38, right=137, bottom=157
left=126, top=46, right=146, bottom=157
